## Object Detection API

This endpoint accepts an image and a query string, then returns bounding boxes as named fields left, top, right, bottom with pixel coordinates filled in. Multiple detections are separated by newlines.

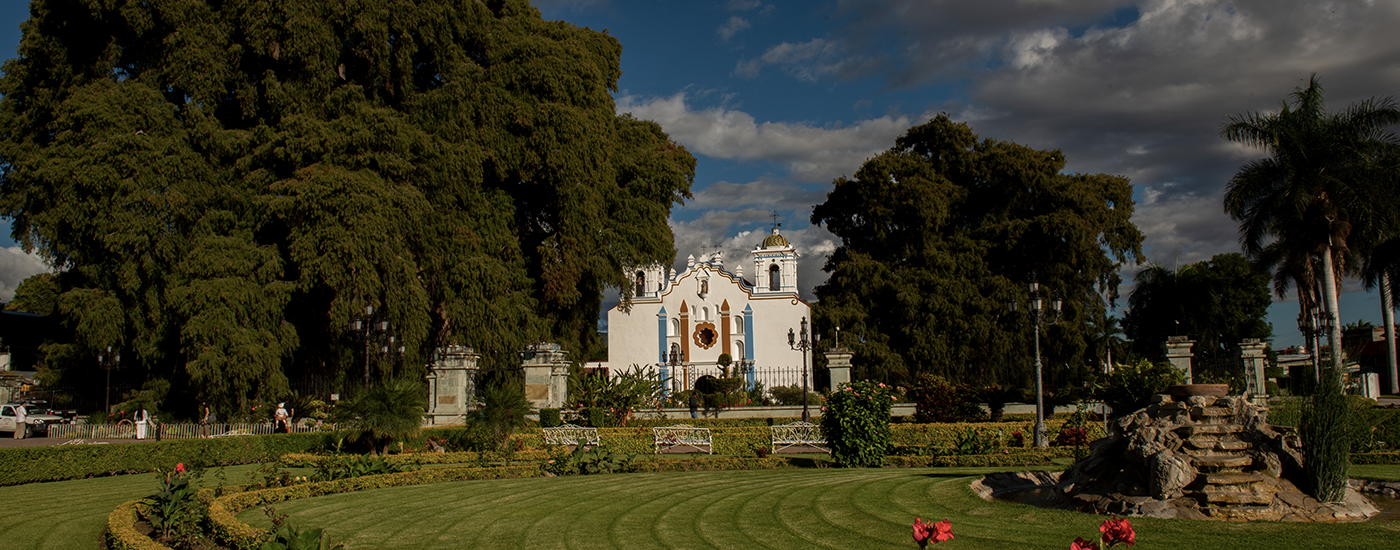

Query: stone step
left=1188, top=424, right=1244, bottom=436
left=1202, top=473, right=1269, bottom=486
left=1186, top=437, right=1252, bottom=452
left=1202, top=488, right=1275, bottom=506
left=1191, top=406, right=1233, bottom=417
left=1192, top=455, right=1254, bottom=471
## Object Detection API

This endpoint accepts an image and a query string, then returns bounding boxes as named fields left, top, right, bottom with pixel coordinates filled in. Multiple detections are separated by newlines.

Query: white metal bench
left=542, top=424, right=600, bottom=449
left=653, top=424, right=712, bottom=454
left=771, top=421, right=828, bottom=454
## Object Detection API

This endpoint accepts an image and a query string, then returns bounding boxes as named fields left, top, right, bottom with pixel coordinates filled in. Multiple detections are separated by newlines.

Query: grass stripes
left=236, top=467, right=1400, bottom=549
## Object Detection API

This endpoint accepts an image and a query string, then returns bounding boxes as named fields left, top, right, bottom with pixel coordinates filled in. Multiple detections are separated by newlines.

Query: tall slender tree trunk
left=1383, top=273, right=1399, bottom=394
left=1320, top=243, right=1344, bottom=373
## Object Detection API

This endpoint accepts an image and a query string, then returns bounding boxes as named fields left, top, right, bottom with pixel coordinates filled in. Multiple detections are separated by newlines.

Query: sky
left=1, top=0, right=1398, bottom=351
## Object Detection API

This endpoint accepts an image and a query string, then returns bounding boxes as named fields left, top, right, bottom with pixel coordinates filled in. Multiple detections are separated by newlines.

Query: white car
left=1, top=403, right=59, bottom=438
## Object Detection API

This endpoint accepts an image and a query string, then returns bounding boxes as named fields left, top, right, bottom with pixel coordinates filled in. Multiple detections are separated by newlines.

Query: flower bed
left=278, top=449, right=550, bottom=468
left=104, top=499, right=172, bottom=550
left=885, top=449, right=1063, bottom=468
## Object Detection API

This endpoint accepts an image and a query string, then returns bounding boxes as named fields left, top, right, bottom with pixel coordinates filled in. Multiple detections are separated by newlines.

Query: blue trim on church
left=744, top=305, right=756, bottom=389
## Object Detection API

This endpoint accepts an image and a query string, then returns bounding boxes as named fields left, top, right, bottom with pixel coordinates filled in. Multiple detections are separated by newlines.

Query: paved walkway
left=0, top=436, right=151, bottom=449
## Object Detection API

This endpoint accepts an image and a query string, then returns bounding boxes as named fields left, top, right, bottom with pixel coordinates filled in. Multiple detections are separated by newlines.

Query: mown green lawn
left=0, top=463, right=309, bottom=550
left=239, top=467, right=1400, bottom=550
left=1351, top=464, right=1400, bottom=481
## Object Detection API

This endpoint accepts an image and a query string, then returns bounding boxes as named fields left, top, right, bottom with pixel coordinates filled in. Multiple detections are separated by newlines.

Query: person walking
left=200, top=402, right=212, bottom=438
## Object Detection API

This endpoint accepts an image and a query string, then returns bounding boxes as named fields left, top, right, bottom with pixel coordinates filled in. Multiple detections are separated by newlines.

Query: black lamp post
left=788, top=316, right=815, bottom=422
left=667, top=347, right=682, bottom=394
left=349, top=305, right=391, bottom=390
left=1008, top=276, right=1061, bottom=448
left=98, top=346, right=121, bottom=413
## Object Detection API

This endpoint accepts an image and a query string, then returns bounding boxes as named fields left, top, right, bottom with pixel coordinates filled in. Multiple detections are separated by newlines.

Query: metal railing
left=644, top=364, right=813, bottom=394
left=47, top=422, right=327, bottom=440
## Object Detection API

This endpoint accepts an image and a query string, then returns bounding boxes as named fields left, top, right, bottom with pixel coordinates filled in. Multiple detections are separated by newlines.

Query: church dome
left=761, top=228, right=789, bottom=248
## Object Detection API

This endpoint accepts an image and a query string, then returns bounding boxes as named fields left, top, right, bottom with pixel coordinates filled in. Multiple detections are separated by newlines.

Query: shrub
left=769, top=384, right=824, bottom=407
left=1096, top=359, right=1184, bottom=417
left=822, top=380, right=895, bottom=467
left=538, top=408, right=562, bottom=428
left=479, top=370, right=532, bottom=449
left=566, top=365, right=665, bottom=425
left=333, top=377, right=428, bottom=454
left=311, top=454, right=412, bottom=481
left=545, top=445, right=636, bottom=475
left=909, top=374, right=982, bottom=423
left=148, top=463, right=202, bottom=548
left=1301, top=364, right=1350, bottom=502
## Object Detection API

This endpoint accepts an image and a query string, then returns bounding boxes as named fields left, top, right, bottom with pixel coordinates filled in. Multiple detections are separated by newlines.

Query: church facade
left=605, top=228, right=812, bottom=391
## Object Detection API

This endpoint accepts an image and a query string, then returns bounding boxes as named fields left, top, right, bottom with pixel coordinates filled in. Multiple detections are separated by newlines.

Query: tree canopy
left=1121, top=253, right=1273, bottom=360
left=811, top=115, right=1143, bottom=388
left=0, top=0, right=695, bottom=415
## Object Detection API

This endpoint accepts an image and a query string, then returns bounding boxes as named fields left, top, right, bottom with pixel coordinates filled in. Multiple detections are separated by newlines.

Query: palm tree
left=1222, top=75, right=1400, bottom=374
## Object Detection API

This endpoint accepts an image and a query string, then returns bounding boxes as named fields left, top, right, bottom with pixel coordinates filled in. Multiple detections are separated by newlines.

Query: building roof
left=761, top=228, right=789, bottom=248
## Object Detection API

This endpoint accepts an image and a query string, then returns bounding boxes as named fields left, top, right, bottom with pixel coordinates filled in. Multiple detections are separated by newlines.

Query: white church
left=604, top=228, right=813, bottom=391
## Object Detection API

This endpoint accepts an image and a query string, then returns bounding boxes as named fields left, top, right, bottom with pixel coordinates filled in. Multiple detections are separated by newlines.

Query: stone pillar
left=425, top=345, right=480, bottom=425
left=1162, top=336, right=1195, bottom=384
left=522, top=342, right=571, bottom=409
left=825, top=348, right=853, bottom=391
left=1240, top=338, right=1268, bottom=405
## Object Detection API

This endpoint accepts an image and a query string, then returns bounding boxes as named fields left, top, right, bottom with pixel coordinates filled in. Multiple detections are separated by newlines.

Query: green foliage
left=544, top=445, right=636, bottom=475
left=6, top=272, right=58, bottom=316
left=538, top=408, right=562, bottom=428
left=1122, top=253, right=1273, bottom=360
left=821, top=380, right=895, bottom=467
left=479, top=370, right=531, bottom=449
left=950, top=427, right=998, bottom=456
left=1095, top=359, right=1184, bottom=417
left=147, top=465, right=202, bottom=548
left=333, top=377, right=427, bottom=454
left=1301, top=366, right=1352, bottom=502
left=566, top=365, right=666, bottom=425
left=768, top=384, right=824, bottom=407
left=975, top=384, right=1023, bottom=423
left=311, top=454, right=411, bottom=482
left=911, top=373, right=984, bottom=423
left=811, top=114, right=1144, bottom=386
left=0, top=0, right=696, bottom=414
left=260, top=523, right=342, bottom=550
left=0, top=433, right=326, bottom=486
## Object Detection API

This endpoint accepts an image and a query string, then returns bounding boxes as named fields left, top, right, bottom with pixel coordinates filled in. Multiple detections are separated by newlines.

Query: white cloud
left=617, top=93, right=918, bottom=182
left=669, top=215, right=839, bottom=300
left=0, top=246, right=51, bottom=302
left=718, top=16, right=751, bottom=41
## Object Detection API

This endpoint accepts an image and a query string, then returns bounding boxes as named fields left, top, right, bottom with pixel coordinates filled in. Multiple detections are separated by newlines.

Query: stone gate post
left=824, top=348, right=853, bottom=391
left=1240, top=338, right=1268, bottom=405
left=425, top=345, right=480, bottom=425
left=1163, top=336, right=1195, bottom=384
left=522, top=342, right=571, bottom=409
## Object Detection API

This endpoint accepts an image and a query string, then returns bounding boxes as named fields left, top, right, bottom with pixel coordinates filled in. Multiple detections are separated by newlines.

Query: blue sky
left=2, top=0, right=1399, bottom=351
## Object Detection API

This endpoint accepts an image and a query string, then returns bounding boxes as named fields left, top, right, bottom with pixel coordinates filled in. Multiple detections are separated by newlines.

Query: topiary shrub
left=538, top=408, right=562, bottom=428
left=1095, top=359, right=1184, bottom=418
left=821, top=380, right=895, bottom=467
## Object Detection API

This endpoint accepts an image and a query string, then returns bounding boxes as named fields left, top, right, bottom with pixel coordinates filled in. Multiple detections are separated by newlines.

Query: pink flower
left=1099, top=517, right=1135, bottom=547
left=912, top=517, right=953, bottom=548
left=1072, top=537, right=1101, bottom=550
left=175, top=463, right=186, bottom=473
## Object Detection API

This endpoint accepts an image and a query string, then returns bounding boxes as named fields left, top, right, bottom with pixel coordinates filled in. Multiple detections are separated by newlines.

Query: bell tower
left=752, top=227, right=798, bottom=295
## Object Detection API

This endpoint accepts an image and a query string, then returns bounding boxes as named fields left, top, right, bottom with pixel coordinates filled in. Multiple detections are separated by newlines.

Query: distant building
left=605, top=228, right=811, bottom=391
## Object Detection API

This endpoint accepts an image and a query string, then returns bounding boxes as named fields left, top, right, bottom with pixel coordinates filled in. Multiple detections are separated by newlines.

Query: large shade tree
left=0, top=0, right=695, bottom=415
left=1121, top=253, right=1273, bottom=362
left=811, top=115, right=1143, bottom=388
left=1222, top=75, right=1400, bottom=502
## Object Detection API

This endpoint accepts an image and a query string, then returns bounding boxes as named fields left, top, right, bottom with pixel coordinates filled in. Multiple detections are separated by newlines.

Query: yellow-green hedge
left=889, top=420, right=1108, bottom=449
left=1351, top=451, right=1400, bottom=465
left=205, top=464, right=542, bottom=550
left=104, top=499, right=172, bottom=550
left=630, top=456, right=794, bottom=472
left=0, top=433, right=327, bottom=486
left=278, top=449, right=550, bottom=468
left=884, top=449, right=1065, bottom=468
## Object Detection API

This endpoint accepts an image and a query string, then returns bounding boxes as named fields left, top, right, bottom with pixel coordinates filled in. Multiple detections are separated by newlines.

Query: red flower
left=912, top=517, right=930, bottom=546
left=930, top=519, right=953, bottom=543
left=175, top=463, right=186, bottom=473
left=1072, top=536, right=1101, bottom=550
left=1099, top=517, right=1135, bottom=547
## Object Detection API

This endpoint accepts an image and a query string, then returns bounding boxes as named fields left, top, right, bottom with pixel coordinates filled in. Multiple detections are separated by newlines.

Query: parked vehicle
left=1, top=402, right=63, bottom=437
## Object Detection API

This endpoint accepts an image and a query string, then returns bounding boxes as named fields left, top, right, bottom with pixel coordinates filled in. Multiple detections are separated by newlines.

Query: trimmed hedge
left=630, top=456, right=794, bottom=472
left=0, top=433, right=327, bottom=486
left=278, top=449, right=550, bottom=468
left=889, top=420, right=1108, bottom=449
left=1350, top=451, right=1400, bottom=465
left=205, top=464, right=542, bottom=550
left=104, top=499, right=173, bottom=550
